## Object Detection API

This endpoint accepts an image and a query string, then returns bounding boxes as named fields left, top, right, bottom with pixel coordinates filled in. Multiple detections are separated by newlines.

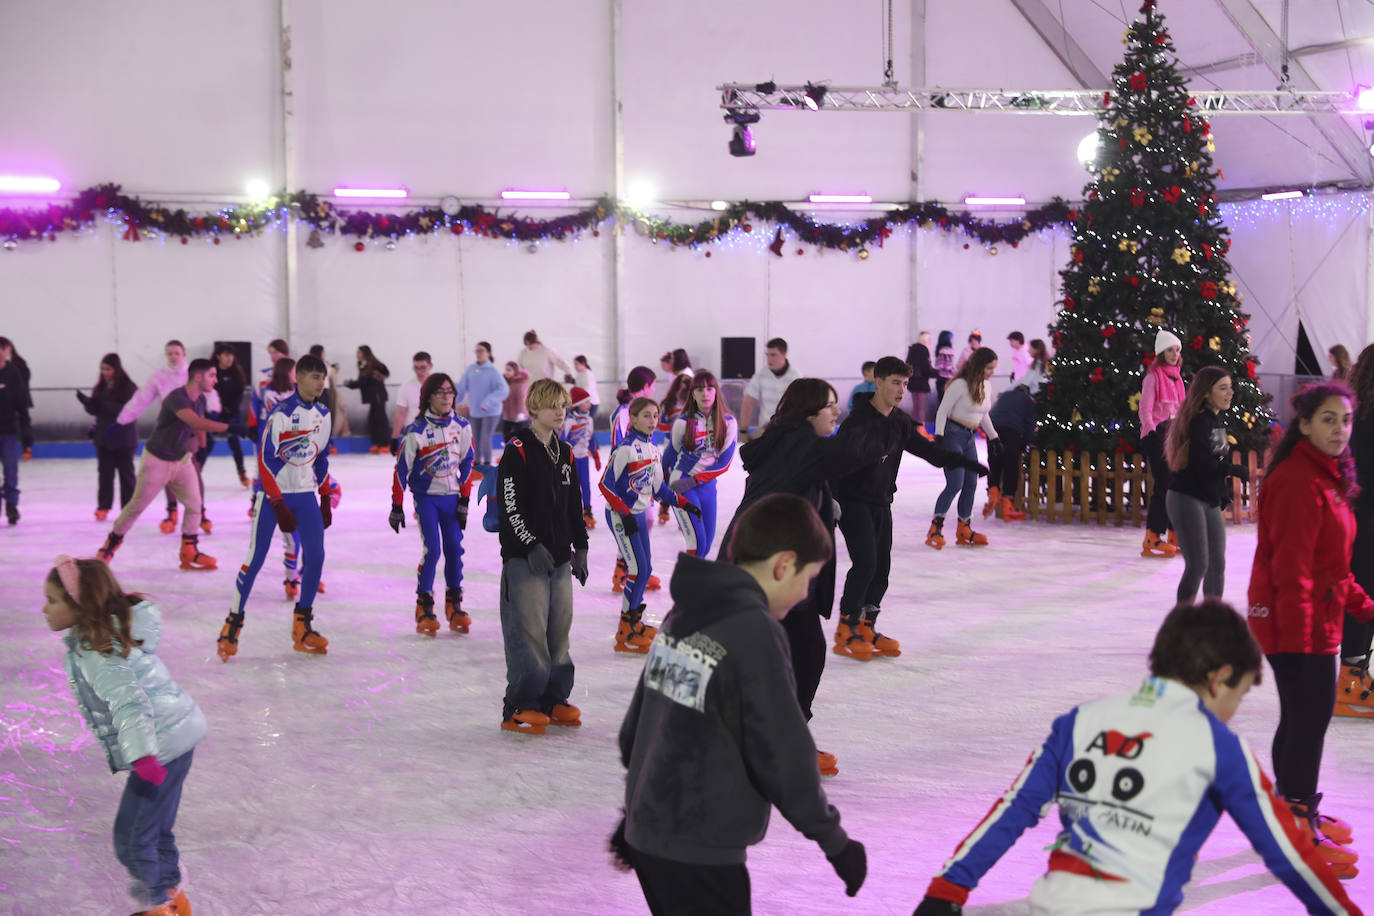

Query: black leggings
left=95, top=445, right=136, bottom=511
left=631, top=846, right=751, bottom=916
left=837, top=501, right=893, bottom=619
left=1267, top=653, right=1336, bottom=800
left=1141, top=427, right=1173, bottom=537
left=781, top=597, right=828, bottom=721
left=366, top=402, right=390, bottom=447
left=986, top=431, right=1026, bottom=496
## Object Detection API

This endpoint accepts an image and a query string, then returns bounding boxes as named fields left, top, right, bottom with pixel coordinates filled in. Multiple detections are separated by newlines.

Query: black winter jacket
left=1168, top=410, right=1233, bottom=508
left=831, top=392, right=962, bottom=505
left=619, top=554, right=849, bottom=865
left=905, top=343, right=936, bottom=394
left=989, top=386, right=1037, bottom=440
left=497, top=428, right=588, bottom=564
left=77, top=381, right=137, bottom=449
left=0, top=363, right=32, bottom=438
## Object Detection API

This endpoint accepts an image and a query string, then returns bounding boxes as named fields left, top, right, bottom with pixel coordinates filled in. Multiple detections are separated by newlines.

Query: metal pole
left=610, top=0, right=626, bottom=384
left=908, top=0, right=927, bottom=346
left=280, top=0, right=298, bottom=346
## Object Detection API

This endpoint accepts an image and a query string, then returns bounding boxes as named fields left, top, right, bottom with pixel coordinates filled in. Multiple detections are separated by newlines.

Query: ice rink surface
left=3, top=448, right=1371, bottom=915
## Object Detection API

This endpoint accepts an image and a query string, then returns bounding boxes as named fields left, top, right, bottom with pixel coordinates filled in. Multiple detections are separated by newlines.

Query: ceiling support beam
left=1006, top=0, right=1110, bottom=89
left=1182, top=34, right=1374, bottom=78
left=1212, top=0, right=1372, bottom=183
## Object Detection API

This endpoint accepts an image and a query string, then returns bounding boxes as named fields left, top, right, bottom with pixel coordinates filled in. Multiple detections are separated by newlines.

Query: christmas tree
left=1037, top=0, right=1272, bottom=456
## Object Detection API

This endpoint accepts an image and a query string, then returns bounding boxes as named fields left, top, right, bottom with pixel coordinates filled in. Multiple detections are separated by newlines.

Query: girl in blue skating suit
left=390, top=373, right=476, bottom=636
left=662, top=370, right=737, bottom=558
left=560, top=386, right=601, bottom=529
left=600, top=397, right=700, bottom=654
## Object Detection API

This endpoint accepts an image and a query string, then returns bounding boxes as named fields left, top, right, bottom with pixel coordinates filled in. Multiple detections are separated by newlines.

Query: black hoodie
left=619, top=554, right=849, bottom=865
left=831, top=391, right=958, bottom=505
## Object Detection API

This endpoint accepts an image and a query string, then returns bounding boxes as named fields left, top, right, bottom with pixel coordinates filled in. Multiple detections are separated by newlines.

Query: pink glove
left=133, top=755, right=166, bottom=786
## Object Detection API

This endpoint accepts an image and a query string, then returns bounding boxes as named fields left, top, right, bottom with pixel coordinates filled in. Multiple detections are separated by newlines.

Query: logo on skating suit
left=417, top=442, right=452, bottom=479
left=277, top=429, right=318, bottom=465
left=1086, top=731, right=1153, bottom=759
left=626, top=457, right=656, bottom=494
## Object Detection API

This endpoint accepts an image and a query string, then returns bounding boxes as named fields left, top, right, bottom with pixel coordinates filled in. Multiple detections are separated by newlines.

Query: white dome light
left=1076, top=132, right=1100, bottom=169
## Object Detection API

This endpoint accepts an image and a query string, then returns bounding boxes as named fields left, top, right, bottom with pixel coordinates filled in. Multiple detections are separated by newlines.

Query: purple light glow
left=1260, top=190, right=1303, bottom=201
left=0, top=176, right=61, bottom=193
left=964, top=196, right=1026, bottom=207
left=1357, top=86, right=1374, bottom=112
left=500, top=190, right=572, bottom=201
left=808, top=194, right=873, bottom=204
left=332, top=187, right=408, bottom=199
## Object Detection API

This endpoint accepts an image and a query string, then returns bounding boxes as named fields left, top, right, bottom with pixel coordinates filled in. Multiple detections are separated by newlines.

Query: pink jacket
left=1138, top=364, right=1184, bottom=437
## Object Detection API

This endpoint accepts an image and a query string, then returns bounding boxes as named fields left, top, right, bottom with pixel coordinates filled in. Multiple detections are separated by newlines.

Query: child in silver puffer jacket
left=44, top=554, right=206, bottom=916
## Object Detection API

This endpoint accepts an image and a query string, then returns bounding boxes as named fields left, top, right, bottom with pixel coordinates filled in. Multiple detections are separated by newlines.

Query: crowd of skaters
left=11, top=321, right=1374, bottom=914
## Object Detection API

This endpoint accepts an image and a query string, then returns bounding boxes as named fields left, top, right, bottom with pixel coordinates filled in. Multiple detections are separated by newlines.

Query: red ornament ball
left=592, top=230, right=600, bottom=237
left=743, top=224, right=752, bottom=233
left=963, top=243, right=969, bottom=249
left=212, top=237, right=220, bottom=245
left=180, top=237, right=188, bottom=245
left=354, top=241, right=365, bottom=252
left=795, top=248, right=804, bottom=256
left=704, top=251, right=711, bottom=258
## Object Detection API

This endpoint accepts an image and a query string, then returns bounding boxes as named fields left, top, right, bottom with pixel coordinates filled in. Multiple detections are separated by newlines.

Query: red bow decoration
left=1201, top=243, right=1213, bottom=260
left=1162, top=185, right=1181, bottom=203
left=1153, top=32, right=1169, bottom=45
left=1183, top=116, right=1192, bottom=133
left=1233, top=318, right=1246, bottom=332
left=1101, top=326, right=1117, bottom=338
left=1123, top=275, right=1141, bottom=287
left=1102, top=92, right=1111, bottom=106
left=378, top=216, right=390, bottom=230
left=122, top=215, right=141, bottom=242
left=1129, top=73, right=1148, bottom=91
left=1090, top=367, right=1105, bottom=383
left=1246, top=360, right=1258, bottom=379
left=1142, top=352, right=1156, bottom=367
left=1190, top=335, right=1205, bottom=350
left=1140, top=0, right=1156, bottom=11
left=1199, top=280, right=1219, bottom=299
left=1130, top=189, right=1146, bottom=206
left=1068, top=209, right=1079, bottom=222
left=1187, top=96, right=1197, bottom=107
left=1072, top=248, right=1084, bottom=263
left=1063, top=296, right=1077, bottom=310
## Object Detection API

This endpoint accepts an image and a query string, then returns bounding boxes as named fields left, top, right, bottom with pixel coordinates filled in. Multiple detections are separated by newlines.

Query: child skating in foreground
left=614, top=493, right=866, bottom=914
left=912, top=599, right=1360, bottom=916
left=45, top=556, right=206, bottom=916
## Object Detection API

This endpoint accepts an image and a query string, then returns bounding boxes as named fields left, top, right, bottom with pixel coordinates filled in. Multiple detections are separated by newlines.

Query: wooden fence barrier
left=1016, top=448, right=1264, bottom=526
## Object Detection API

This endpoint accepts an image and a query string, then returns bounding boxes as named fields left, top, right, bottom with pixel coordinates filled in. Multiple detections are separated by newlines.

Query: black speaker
left=721, top=337, right=755, bottom=380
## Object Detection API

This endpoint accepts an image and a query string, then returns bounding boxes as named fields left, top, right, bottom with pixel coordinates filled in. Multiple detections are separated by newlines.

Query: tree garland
left=0, top=182, right=1076, bottom=253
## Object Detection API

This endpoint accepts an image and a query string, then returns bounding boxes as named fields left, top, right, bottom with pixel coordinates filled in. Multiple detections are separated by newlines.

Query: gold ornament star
left=1088, top=279, right=1102, bottom=294
left=1133, top=126, right=1153, bottom=146
left=1101, top=166, right=1121, bottom=182
left=1171, top=247, right=1191, bottom=264
left=1208, top=336, right=1221, bottom=351
left=1129, top=392, right=1142, bottom=411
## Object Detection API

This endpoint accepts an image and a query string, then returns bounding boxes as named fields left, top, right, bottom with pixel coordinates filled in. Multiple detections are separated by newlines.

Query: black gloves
left=456, top=496, right=470, bottom=530
left=988, top=438, right=1004, bottom=460
left=913, top=896, right=963, bottom=915
left=933, top=434, right=944, bottom=450
left=827, top=840, right=867, bottom=897
left=572, top=546, right=589, bottom=586
left=272, top=500, right=297, bottom=534
left=961, top=456, right=990, bottom=478
left=105, top=421, right=128, bottom=440
left=681, top=501, right=703, bottom=519
left=621, top=513, right=639, bottom=537
left=1228, top=463, right=1250, bottom=483
left=388, top=504, right=405, bottom=533
left=389, top=438, right=400, bottom=456
left=75, top=390, right=90, bottom=405
left=527, top=544, right=556, bottom=575
left=319, top=493, right=332, bottom=529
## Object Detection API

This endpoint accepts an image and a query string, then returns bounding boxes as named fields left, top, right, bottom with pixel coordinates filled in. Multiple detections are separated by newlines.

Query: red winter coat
left=1248, top=437, right=1374, bottom=655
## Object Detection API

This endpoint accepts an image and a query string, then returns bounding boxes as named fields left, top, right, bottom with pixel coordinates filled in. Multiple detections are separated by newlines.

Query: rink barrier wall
left=22, top=432, right=603, bottom=460
left=1013, top=448, right=1264, bottom=526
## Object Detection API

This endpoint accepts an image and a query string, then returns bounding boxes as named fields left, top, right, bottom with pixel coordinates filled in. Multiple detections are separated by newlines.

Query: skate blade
left=216, top=644, right=237, bottom=662
left=1334, top=703, right=1374, bottom=718
left=614, top=642, right=650, bottom=654
left=872, top=648, right=902, bottom=658
left=548, top=718, right=582, bottom=728
left=925, top=540, right=944, bottom=550
left=415, top=626, right=439, bottom=638
left=179, top=563, right=218, bottom=571
left=292, top=644, right=328, bottom=655
left=820, top=766, right=839, bottom=777
left=832, top=645, right=874, bottom=661
left=501, top=720, right=547, bottom=735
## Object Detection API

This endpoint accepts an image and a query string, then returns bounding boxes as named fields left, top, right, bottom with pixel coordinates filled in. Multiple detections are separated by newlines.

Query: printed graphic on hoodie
left=643, top=632, right=726, bottom=713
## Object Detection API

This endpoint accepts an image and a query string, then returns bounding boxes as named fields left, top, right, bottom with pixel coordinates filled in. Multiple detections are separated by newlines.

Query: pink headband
left=54, top=554, right=81, bottom=602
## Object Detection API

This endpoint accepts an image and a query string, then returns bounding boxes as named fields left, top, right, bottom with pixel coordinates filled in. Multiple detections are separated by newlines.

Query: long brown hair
left=93, top=352, right=136, bottom=400
left=1263, top=381, right=1358, bottom=501
left=954, top=348, right=999, bottom=405
left=1166, top=366, right=1230, bottom=472
left=1330, top=344, right=1353, bottom=381
left=1349, top=344, right=1374, bottom=420
left=46, top=560, right=143, bottom=658
left=659, top=373, right=694, bottom=424
left=685, top=370, right=730, bottom=446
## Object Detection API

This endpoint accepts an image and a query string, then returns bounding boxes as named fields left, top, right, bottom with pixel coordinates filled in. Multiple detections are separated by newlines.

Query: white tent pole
left=908, top=0, right=927, bottom=346
left=279, top=0, right=298, bottom=347
left=610, top=0, right=626, bottom=385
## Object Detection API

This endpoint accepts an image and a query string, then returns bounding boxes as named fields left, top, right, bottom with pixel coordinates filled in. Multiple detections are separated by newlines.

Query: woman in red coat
left=1248, top=381, right=1374, bottom=875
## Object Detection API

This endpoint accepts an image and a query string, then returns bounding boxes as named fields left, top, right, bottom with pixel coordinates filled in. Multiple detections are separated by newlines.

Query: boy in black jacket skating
left=831, top=356, right=985, bottom=660
left=497, top=378, right=590, bottom=734
left=616, top=493, right=866, bottom=915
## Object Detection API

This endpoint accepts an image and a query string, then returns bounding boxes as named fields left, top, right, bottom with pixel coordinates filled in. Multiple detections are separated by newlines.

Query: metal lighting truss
left=717, top=84, right=1361, bottom=116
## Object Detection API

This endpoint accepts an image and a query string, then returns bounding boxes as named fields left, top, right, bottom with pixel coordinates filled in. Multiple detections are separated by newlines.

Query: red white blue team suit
left=233, top=394, right=334, bottom=615
left=600, top=429, right=692, bottom=612
left=561, top=407, right=601, bottom=511
left=392, top=410, right=475, bottom=595
left=662, top=411, right=737, bottom=556
left=925, top=677, right=1359, bottom=915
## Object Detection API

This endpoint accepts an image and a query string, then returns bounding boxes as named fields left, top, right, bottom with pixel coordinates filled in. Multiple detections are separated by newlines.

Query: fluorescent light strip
left=501, top=190, right=572, bottom=200
left=332, top=187, right=408, bottom=199
left=808, top=194, right=873, bottom=204
left=964, top=196, right=1026, bottom=206
left=1260, top=190, right=1303, bottom=201
left=0, top=175, right=61, bottom=193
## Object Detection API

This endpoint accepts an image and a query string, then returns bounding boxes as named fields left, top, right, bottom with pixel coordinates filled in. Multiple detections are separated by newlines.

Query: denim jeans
left=470, top=415, right=499, bottom=465
left=934, top=423, right=979, bottom=520
left=500, top=557, right=574, bottom=719
left=0, top=433, right=18, bottom=509
left=114, top=749, right=194, bottom=907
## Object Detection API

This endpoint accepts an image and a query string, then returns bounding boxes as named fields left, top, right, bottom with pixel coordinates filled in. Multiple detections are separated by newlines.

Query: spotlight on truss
left=803, top=82, right=828, bottom=110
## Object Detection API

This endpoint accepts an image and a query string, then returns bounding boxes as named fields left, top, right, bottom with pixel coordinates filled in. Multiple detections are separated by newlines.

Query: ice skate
left=925, top=517, right=946, bottom=550
left=237, top=467, right=250, bottom=488
left=818, top=750, right=839, bottom=776
left=548, top=703, right=582, bottom=727
left=94, top=508, right=108, bottom=521
left=292, top=606, right=328, bottom=655
left=999, top=496, right=1025, bottom=521
left=21, top=446, right=31, bottom=461
left=981, top=486, right=1001, bottom=519
left=178, top=535, right=217, bottom=570
left=1141, top=531, right=1177, bottom=558
left=857, top=606, right=901, bottom=657
left=614, top=606, right=654, bottom=654
left=316, top=580, right=327, bottom=594
left=583, top=507, right=597, bottom=530
left=1335, top=660, right=1374, bottom=719
left=217, top=612, right=244, bottom=662
left=832, top=615, right=875, bottom=661
left=283, top=578, right=299, bottom=601
left=611, top=558, right=628, bottom=592
left=159, top=506, right=178, bottom=534
left=645, top=573, right=662, bottom=591
left=501, top=709, right=549, bottom=735
left=956, top=519, right=988, bottom=546
left=415, top=592, right=440, bottom=637
left=445, top=587, right=471, bottom=633
left=1290, top=797, right=1359, bottom=878
left=97, top=531, right=124, bottom=563
left=166, top=887, right=191, bottom=915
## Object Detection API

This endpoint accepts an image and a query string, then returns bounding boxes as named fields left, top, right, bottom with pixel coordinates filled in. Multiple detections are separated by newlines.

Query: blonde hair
left=525, top=378, right=570, bottom=413
left=46, top=560, right=142, bottom=657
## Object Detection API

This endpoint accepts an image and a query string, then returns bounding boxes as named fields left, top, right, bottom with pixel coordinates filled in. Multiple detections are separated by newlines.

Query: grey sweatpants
left=1165, top=489, right=1226, bottom=602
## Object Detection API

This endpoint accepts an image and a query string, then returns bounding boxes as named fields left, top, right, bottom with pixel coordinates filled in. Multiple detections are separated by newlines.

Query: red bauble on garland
left=1129, top=73, right=1148, bottom=91
left=354, top=241, right=365, bottom=252
left=1189, top=335, right=1205, bottom=350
